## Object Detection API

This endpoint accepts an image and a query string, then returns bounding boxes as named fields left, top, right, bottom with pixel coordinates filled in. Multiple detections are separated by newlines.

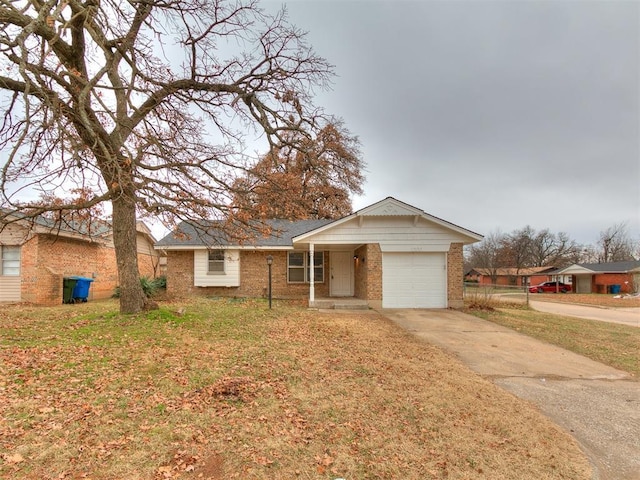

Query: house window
left=1, top=246, right=20, bottom=276
left=208, top=249, right=225, bottom=274
left=287, top=251, right=324, bottom=283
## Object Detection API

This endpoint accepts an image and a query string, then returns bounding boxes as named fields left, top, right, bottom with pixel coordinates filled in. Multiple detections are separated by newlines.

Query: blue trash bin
left=70, top=276, right=94, bottom=302
left=610, top=284, right=621, bottom=294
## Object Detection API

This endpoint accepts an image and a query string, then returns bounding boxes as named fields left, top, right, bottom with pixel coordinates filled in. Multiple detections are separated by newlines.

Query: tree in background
left=499, top=226, right=582, bottom=270
left=525, top=229, right=582, bottom=267
left=500, top=226, right=535, bottom=274
left=0, top=0, right=348, bottom=313
left=466, top=223, right=638, bottom=278
left=232, top=122, right=364, bottom=220
left=466, top=227, right=584, bottom=274
left=464, top=231, right=505, bottom=284
left=594, top=223, right=637, bottom=263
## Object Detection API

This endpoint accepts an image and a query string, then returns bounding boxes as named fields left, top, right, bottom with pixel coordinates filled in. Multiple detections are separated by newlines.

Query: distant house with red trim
left=554, top=261, right=640, bottom=294
left=465, top=266, right=558, bottom=287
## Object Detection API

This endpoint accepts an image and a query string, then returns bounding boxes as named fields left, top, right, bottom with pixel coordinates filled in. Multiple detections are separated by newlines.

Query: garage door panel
left=382, top=253, right=446, bottom=308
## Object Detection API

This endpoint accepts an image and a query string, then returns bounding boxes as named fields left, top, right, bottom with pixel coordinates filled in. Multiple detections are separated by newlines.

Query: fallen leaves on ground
left=0, top=299, right=592, bottom=479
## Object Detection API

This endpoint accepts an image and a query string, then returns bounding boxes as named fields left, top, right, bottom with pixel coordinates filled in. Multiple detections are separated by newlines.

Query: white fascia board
left=294, top=197, right=484, bottom=244
left=292, top=215, right=353, bottom=243
left=355, top=197, right=425, bottom=216
left=555, top=264, right=596, bottom=275
left=293, top=210, right=483, bottom=245
left=422, top=218, right=483, bottom=243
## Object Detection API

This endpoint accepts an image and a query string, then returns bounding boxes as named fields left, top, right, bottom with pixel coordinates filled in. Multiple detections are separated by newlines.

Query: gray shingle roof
left=576, top=260, right=640, bottom=273
left=1, top=208, right=112, bottom=238
left=156, top=218, right=334, bottom=248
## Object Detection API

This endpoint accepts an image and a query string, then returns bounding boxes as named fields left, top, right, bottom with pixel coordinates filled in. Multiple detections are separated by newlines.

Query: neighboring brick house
left=0, top=216, right=162, bottom=305
left=156, top=197, right=483, bottom=309
left=555, top=261, right=640, bottom=294
left=465, top=266, right=559, bottom=287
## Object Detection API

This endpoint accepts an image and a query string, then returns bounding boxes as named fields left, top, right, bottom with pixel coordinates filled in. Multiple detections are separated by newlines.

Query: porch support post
left=309, top=243, right=315, bottom=304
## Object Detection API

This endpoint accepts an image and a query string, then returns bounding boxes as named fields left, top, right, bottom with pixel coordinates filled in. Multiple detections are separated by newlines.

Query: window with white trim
left=1, top=245, right=20, bottom=276
left=287, top=251, right=324, bottom=283
left=208, top=249, right=225, bottom=274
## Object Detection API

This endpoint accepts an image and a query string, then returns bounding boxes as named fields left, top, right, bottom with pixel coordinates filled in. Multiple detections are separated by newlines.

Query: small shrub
left=464, top=294, right=497, bottom=311
left=113, top=276, right=166, bottom=298
left=139, top=276, right=157, bottom=298
left=151, top=275, right=167, bottom=290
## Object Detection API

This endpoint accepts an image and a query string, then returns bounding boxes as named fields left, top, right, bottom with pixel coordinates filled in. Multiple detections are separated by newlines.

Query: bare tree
left=596, top=223, right=637, bottom=262
left=500, top=226, right=534, bottom=277
left=0, top=0, right=345, bottom=313
left=464, top=231, right=506, bottom=284
left=467, top=227, right=583, bottom=282
left=528, top=230, right=582, bottom=267
left=499, top=226, right=581, bottom=271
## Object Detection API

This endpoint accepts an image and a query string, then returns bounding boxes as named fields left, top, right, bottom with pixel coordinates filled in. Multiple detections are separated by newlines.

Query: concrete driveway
left=382, top=308, right=640, bottom=480
left=529, top=300, right=640, bottom=328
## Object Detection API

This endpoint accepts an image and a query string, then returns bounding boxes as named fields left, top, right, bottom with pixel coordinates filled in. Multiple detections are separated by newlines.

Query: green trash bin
left=63, top=277, right=79, bottom=304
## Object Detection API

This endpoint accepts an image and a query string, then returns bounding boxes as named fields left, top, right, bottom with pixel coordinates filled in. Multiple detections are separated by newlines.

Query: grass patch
left=0, top=298, right=592, bottom=479
left=466, top=303, right=640, bottom=378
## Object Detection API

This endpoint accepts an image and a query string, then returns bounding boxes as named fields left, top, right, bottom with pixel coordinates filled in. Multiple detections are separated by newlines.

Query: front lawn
left=1, top=299, right=591, bottom=479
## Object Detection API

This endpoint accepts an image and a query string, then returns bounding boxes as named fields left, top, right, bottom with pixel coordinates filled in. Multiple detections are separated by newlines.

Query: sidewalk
left=529, top=300, right=640, bottom=327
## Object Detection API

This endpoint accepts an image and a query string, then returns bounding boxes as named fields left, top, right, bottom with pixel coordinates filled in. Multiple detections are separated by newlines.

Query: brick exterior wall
left=353, top=243, right=382, bottom=307
left=474, top=274, right=550, bottom=287
left=16, top=232, right=161, bottom=305
left=353, top=245, right=367, bottom=299
left=590, top=273, right=636, bottom=293
left=166, top=250, right=195, bottom=297
left=167, top=243, right=466, bottom=310
left=19, top=234, right=117, bottom=305
left=447, top=242, right=464, bottom=309
left=167, top=249, right=330, bottom=300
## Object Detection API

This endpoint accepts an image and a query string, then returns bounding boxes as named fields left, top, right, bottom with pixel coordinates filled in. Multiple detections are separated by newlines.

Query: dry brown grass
left=531, top=292, right=640, bottom=308
left=0, top=299, right=592, bottom=479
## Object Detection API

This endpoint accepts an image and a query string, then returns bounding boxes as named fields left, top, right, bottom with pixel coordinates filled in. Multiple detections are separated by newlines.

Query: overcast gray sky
left=267, top=0, right=639, bottom=245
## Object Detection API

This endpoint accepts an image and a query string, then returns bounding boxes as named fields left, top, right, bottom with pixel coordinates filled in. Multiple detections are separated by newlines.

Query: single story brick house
left=156, top=197, right=483, bottom=309
left=554, top=260, right=640, bottom=294
left=465, top=266, right=559, bottom=287
left=0, top=215, right=162, bottom=305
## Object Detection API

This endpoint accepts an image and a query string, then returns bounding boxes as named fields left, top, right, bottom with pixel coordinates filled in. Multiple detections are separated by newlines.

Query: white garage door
left=382, top=252, right=447, bottom=308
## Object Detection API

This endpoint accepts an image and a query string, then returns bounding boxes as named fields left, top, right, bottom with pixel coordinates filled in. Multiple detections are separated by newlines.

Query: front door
left=330, top=251, right=353, bottom=297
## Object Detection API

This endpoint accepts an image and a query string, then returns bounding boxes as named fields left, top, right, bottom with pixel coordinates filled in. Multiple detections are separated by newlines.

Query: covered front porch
left=296, top=242, right=382, bottom=310
left=289, top=197, right=481, bottom=309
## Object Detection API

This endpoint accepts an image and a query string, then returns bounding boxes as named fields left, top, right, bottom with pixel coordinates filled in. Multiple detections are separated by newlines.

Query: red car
left=529, top=281, right=572, bottom=293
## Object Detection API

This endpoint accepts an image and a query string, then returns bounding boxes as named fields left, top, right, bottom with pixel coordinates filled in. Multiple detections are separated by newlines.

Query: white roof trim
left=292, top=197, right=483, bottom=243
left=555, top=264, right=596, bottom=275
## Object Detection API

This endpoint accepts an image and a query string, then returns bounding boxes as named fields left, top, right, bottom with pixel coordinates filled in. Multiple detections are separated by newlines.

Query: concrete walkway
left=382, top=308, right=640, bottom=480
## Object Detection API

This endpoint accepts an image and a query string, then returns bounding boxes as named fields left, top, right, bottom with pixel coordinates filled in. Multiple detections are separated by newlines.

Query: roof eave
left=154, top=244, right=293, bottom=251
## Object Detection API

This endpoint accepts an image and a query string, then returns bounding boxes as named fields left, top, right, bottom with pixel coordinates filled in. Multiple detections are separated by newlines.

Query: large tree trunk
left=111, top=194, right=152, bottom=314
